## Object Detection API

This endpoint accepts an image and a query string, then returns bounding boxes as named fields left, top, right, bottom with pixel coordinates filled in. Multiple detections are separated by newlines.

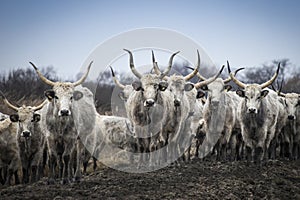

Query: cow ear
left=200, top=85, right=208, bottom=91
left=132, top=81, right=143, bottom=91
left=159, top=81, right=168, bottom=91
left=118, top=92, right=126, bottom=101
left=44, top=90, right=55, bottom=101
left=184, top=83, right=194, bottom=91
left=224, top=85, right=232, bottom=91
left=73, top=91, right=83, bottom=101
left=10, top=114, right=19, bottom=122
left=261, top=90, right=269, bottom=98
left=236, top=90, right=245, bottom=97
left=33, top=113, right=41, bottom=122
left=196, top=90, right=205, bottom=99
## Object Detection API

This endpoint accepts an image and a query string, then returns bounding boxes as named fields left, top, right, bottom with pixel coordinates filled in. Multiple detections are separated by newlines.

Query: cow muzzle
left=248, top=107, right=257, bottom=114
left=59, top=109, right=71, bottom=116
left=21, top=131, right=31, bottom=138
left=288, top=115, right=296, bottom=120
left=144, top=99, right=155, bottom=107
left=174, top=99, right=181, bottom=107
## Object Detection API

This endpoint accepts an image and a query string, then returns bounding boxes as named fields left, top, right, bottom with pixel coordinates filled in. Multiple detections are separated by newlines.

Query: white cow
left=30, top=61, right=95, bottom=184
left=0, top=115, right=20, bottom=185
left=1, top=94, right=47, bottom=183
left=228, top=63, right=280, bottom=164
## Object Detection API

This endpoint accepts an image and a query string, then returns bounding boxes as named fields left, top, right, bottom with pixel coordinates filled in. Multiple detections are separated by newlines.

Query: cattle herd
left=0, top=49, right=299, bottom=186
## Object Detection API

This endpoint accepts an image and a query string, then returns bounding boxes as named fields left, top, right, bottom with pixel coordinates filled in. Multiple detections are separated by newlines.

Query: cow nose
left=288, top=115, right=295, bottom=120
left=174, top=99, right=181, bottom=107
left=60, top=109, right=70, bottom=116
left=144, top=99, right=155, bottom=107
left=248, top=108, right=256, bottom=113
left=22, top=131, right=31, bottom=138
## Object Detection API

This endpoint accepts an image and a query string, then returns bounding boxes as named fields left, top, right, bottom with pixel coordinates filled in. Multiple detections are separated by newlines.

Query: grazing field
left=0, top=159, right=299, bottom=200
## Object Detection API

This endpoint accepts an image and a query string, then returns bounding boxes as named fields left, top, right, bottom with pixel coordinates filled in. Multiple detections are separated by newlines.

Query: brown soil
left=0, top=159, right=299, bottom=200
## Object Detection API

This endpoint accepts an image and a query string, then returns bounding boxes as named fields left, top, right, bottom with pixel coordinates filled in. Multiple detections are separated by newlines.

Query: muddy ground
left=0, top=159, right=299, bottom=200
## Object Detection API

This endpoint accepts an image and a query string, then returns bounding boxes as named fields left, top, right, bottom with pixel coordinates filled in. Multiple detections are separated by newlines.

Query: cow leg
left=0, top=168, right=4, bottom=185
left=254, top=146, right=263, bottom=165
left=22, top=167, right=29, bottom=184
left=14, top=170, right=20, bottom=185
left=93, top=157, right=97, bottom=171
left=246, top=146, right=252, bottom=164
left=47, top=154, right=57, bottom=185
left=5, top=169, right=13, bottom=185
left=74, top=141, right=82, bottom=182
left=61, top=154, right=70, bottom=184
left=292, top=142, right=298, bottom=160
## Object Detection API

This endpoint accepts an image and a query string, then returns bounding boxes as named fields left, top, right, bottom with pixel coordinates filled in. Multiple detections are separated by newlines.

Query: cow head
left=124, top=49, right=177, bottom=107
left=279, top=93, right=300, bottom=120
left=30, top=61, right=92, bottom=117
left=228, top=61, right=280, bottom=114
left=0, top=93, right=46, bottom=138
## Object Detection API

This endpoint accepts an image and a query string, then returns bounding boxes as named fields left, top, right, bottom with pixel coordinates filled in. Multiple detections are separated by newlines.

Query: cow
left=0, top=113, right=20, bottom=185
left=228, top=62, right=280, bottom=164
left=192, top=63, right=244, bottom=161
left=1, top=93, right=47, bottom=183
left=153, top=50, right=224, bottom=162
left=122, top=49, right=179, bottom=166
left=277, top=92, right=300, bottom=159
left=30, top=61, right=94, bottom=184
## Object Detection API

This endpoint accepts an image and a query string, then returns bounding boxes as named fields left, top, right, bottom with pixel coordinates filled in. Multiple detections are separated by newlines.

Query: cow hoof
left=61, top=178, right=70, bottom=185
left=73, top=177, right=81, bottom=183
left=47, top=178, right=55, bottom=185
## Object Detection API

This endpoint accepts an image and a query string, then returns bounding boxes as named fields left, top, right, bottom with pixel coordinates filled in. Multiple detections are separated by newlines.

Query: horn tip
left=227, top=61, right=232, bottom=73
left=109, top=66, right=115, bottom=77
left=152, top=50, right=155, bottom=62
left=29, top=62, right=38, bottom=70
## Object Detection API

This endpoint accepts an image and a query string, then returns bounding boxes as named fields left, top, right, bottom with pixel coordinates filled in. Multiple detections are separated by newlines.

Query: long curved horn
left=223, top=67, right=245, bottom=83
left=194, top=65, right=225, bottom=89
left=124, top=49, right=142, bottom=79
left=160, top=51, right=180, bottom=79
left=33, top=100, right=48, bottom=111
left=0, top=91, right=19, bottom=111
left=109, top=66, right=125, bottom=90
left=227, top=61, right=246, bottom=89
left=184, top=50, right=200, bottom=81
left=29, top=62, right=56, bottom=86
left=186, top=66, right=207, bottom=81
left=73, top=61, right=93, bottom=86
left=260, top=62, right=281, bottom=89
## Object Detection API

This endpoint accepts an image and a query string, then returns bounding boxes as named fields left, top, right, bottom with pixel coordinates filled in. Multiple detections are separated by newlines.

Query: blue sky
left=0, top=0, right=299, bottom=79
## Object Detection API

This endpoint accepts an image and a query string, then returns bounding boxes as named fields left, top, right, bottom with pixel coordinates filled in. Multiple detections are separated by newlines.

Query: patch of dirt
left=0, top=160, right=299, bottom=199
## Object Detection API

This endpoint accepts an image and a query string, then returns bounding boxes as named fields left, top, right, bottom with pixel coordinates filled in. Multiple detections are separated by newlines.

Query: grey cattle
left=123, top=49, right=178, bottom=166
left=228, top=63, right=280, bottom=164
left=195, top=62, right=241, bottom=161
left=0, top=115, right=20, bottom=185
left=30, top=61, right=94, bottom=184
left=1, top=94, right=47, bottom=183
left=154, top=50, right=223, bottom=162
left=278, top=92, right=300, bottom=159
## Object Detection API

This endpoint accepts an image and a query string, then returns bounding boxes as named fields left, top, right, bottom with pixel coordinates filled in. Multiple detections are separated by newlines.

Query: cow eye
left=70, top=96, right=73, bottom=100
left=285, top=100, right=288, bottom=107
